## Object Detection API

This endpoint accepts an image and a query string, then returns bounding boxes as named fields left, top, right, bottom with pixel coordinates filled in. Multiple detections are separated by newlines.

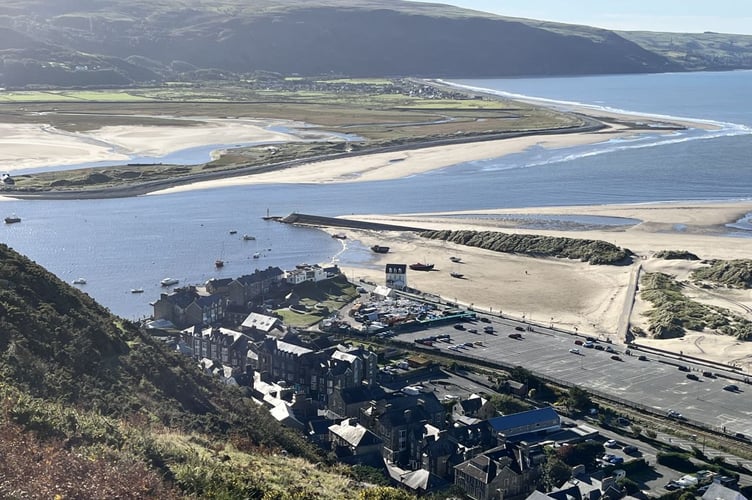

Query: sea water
left=2, top=71, right=751, bottom=318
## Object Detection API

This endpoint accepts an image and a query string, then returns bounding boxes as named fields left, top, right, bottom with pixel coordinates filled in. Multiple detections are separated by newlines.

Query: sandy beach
left=326, top=201, right=752, bottom=368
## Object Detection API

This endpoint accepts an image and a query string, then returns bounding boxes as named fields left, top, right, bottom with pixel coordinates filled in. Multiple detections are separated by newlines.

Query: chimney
left=404, top=409, right=412, bottom=422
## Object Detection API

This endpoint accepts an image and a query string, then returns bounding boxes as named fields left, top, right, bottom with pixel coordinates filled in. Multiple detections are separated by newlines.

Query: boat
left=243, top=234, right=256, bottom=241
left=4, top=215, right=21, bottom=224
left=160, top=277, right=179, bottom=286
left=215, top=259, right=224, bottom=268
left=450, top=272, right=464, bottom=279
left=409, top=262, right=434, bottom=271
left=229, top=230, right=237, bottom=235
left=449, top=256, right=462, bottom=263
left=371, top=245, right=390, bottom=254
left=332, top=232, right=347, bottom=239
left=131, top=288, right=144, bottom=294
left=72, top=278, right=87, bottom=285
left=253, top=253, right=260, bottom=259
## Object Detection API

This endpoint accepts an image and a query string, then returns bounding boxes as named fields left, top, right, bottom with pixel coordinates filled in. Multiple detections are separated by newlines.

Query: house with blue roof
left=487, top=407, right=561, bottom=441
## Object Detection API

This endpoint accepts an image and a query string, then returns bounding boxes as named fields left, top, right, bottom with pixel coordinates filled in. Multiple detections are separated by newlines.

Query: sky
left=409, top=0, right=752, bottom=35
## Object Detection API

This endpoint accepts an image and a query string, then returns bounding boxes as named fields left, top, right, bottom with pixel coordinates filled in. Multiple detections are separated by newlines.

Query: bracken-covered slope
left=0, top=243, right=383, bottom=498
left=0, top=0, right=689, bottom=87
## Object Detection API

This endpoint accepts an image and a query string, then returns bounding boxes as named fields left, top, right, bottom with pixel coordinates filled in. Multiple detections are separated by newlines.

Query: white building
left=385, top=263, right=407, bottom=290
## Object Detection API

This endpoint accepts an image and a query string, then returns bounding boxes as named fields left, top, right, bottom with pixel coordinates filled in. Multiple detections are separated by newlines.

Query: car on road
left=686, top=373, right=699, bottom=381
left=723, top=384, right=739, bottom=392
left=604, top=439, right=618, bottom=448
left=667, top=409, right=684, bottom=420
left=569, top=348, right=581, bottom=355
left=611, top=355, right=622, bottom=361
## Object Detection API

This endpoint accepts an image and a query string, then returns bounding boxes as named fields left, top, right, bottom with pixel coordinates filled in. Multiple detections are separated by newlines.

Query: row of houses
left=152, top=264, right=340, bottom=329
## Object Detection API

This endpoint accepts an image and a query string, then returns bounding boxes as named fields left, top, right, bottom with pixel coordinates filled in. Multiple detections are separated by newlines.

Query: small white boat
left=252, top=253, right=260, bottom=259
left=450, top=256, right=462, bottom=263
left=450, top=272, right=464, bottom=279
left=243, top=234, right=255, bottom=241
left=72, top=278, right=87, bottom=285
left=160, top=277, right=179, bottom=286
left=131, top=288, right=144, bottom=294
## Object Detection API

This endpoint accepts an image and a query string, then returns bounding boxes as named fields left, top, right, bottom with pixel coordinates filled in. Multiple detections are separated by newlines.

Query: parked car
left=604, top=439, right=619, bottom=448
left=574, top=340, right=584, bottom=345
left=686, top=373, right=699, bottom=381
left=468, top=328, right=478, bottom=334
left=616, top=417, right=631, bottom=426
left=611, top=355, right=622, bottom=361
left=514, top=326, right=525, bottom=332
left=484, top=326, right=494, bottom=333
left=586, top=336, right=597, bottom=342
left=702, top=371, right=715, bottom=378
left=665, top=481, right=682, bottom=491
left=667, top=409, right=684, bottom=420
left=453, top=323, right=465, bottom=330
left=508, top=333, right=522, bottom=339
left=638, top=355, right=648, bottom=361
left=622, top=445, right=639, bottom=455
left=678, top=365, right=690, bottom=372
left=594, top=344, right=605, bottom=351
left=479, top=317, right=491, bottom=323
left=605, top=346, right=616, bottom=353
left=569, top=348, right=581, bottom=355
left=583, top=341, right=595, bottom=348
left=608, top=456, right=624, bottom=465
left=724, top=384, right=739, bottom=392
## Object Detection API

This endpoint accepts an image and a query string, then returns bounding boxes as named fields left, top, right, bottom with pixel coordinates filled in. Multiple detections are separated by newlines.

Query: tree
left=557, top=441, right=604, bottom=470
left=567, top=387, right=591, bottom=411
left=543, top=457, right=572, bottom=489
left=489, top=394, right=530, bottom=415
left=358, top=486, right=415, bottom=500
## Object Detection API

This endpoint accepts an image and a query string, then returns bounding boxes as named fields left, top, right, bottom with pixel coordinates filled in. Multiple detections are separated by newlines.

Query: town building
left=328, top=418, right=384, bottom=466
left=285, top=263, right=340, bottom=285
left=152, top=286, right=226, bottom=328
left=487, top=407, right=561, bottom=442
left=385, top=263, right=407, bottom=290
left=181, top=325, right=249, bottom=372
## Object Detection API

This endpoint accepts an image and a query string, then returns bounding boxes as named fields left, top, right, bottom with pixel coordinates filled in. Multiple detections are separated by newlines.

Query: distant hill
left=0, top=243, right=381, bottom=498
left=3, top=0, right=750, bottom=88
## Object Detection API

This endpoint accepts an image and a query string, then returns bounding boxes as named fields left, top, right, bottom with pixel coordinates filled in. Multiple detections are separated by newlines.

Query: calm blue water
left=2, top=71, right=751, bottom=318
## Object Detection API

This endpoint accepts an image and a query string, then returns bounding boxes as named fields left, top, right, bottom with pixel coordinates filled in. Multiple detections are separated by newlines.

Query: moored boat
left=253, top=253, right=260, bottom=259
left=449, top=256, right=462, bottom=263
left=131, top=288, right=144, bottom=293
left=450, top=272, right=464, bottom=279
left=72, top=278, right=87, bottom=285
left=243, top=234, right=256, bottom=241
left=332, top=232, right=347, bottom=239
left=229, top=230, right=237, bottom=235
left=215, top=259, right=224, bottom=268
left=160, top=277, right=179, bottom=286
left=409, top=262, right=434, bottom=271
left=4, top=215, right=21, bottom=224
left=371, top=245, right=390, bottom=254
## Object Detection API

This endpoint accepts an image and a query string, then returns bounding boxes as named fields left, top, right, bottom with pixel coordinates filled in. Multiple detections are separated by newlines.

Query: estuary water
left=2, top=71, right=751, bottom=319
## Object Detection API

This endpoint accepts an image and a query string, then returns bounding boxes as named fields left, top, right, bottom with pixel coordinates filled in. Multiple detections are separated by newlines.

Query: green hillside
left=0, top=243, right=404, bottom=498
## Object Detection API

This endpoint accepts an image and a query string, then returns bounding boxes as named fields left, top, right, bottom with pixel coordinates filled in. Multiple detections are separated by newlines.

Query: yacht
left=4, top=215, right=21, bottom=224
left=243, top=234, right=255, bottom=241
left=160, top=277, right=179, bottom=286
left=131, top=288, right=144, bottom=294
left=72, top=278, right=87, bottom=285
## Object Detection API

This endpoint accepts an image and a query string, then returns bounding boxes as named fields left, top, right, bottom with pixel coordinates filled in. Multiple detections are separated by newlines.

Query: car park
left=569, top=348, right=580, bottom=354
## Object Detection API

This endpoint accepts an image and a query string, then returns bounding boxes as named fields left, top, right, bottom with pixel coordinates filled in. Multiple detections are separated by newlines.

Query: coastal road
left=390, top=314, right=752, bottom=438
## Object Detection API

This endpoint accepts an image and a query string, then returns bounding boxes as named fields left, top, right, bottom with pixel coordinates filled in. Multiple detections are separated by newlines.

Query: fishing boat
left=409, top=262, right=434, bottom=271
left=229, top=230, right=237, bottom=235
left=131, top=288, right=144, bottom=294
left=449, top=256, right=462, bottom=263
left=4, top=215, right=21, bottom=224
left=243, top=234, right=256, bottom=241
left=371, top=245, right=390, bottom=254
left=215, top=259, right=224, bottom=268
left=72, top=278, right=87, bottom=285
left=160, top=277, right=179, bottom=286
left=332, top=232, right=347, bottom=239
left=450, top=272, right=464, bottom=279
left=253, top=253, right=260, bottom=259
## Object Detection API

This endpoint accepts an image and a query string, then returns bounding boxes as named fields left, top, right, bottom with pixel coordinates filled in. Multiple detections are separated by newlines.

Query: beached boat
left=409, top=262, right=434, bottom=271
left=160, top=277, right=179, bottom=286
left=72, top=278, right=87, bottom=285
left=449, top=256, right=462, bottom=263
left=131, top=288, right=144, bottom=294
left=243, top=234, right=256, bottom=241
left=371, top=245, right=390, bottom=254
left=4, top=215, right=21, bottom=224
left=450, top=272, right=464, bottom=279
left=332, top=232, right=347, bottom=239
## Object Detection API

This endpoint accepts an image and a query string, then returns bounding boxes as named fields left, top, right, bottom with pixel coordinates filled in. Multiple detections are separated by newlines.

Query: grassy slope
left=0, top=243, right=408, bottom=498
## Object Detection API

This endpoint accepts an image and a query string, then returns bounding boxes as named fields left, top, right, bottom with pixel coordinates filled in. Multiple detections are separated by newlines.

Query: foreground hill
left=0, top=243, right=401, bottom=498
left=0, top=0, right=712, bottom=87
